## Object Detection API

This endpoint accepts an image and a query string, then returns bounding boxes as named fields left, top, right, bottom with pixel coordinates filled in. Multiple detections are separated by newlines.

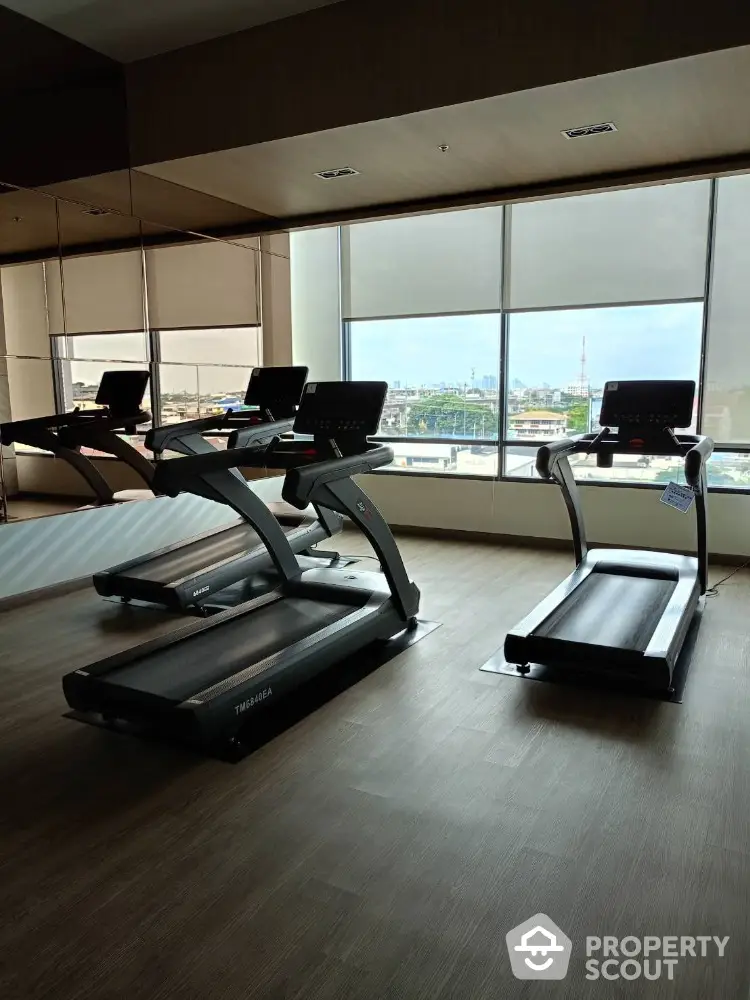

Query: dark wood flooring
left=5, top=496, right=82, bottom=521
left=1, top=535, right=749, bottom=999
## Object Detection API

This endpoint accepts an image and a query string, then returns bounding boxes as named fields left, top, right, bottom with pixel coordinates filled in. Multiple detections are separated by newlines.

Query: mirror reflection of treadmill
left=503, top=380, right=714, bottom=693
left=93, top=366, right=343, bottom=613
left=63, top=380, right=421, bottom=756
left=0, top=370, right=153, bottom=505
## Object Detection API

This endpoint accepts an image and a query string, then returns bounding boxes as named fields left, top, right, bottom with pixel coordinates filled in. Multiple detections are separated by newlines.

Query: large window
left=504, top=303, right=704, bottom=481
left=348, top=315, right=500, bottom=476
left=342, top=209, right=502, bottom=477
left=54, top=332, right=152, bottom=458
left=157, top=327, right=260, bottom=425
left=338, top=177, right=748, bottom=487
left=42, top=240, right=262, bottom=457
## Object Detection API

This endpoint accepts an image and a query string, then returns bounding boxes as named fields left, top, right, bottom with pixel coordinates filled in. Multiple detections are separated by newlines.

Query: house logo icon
left=506, top=913, right=572, bottom=980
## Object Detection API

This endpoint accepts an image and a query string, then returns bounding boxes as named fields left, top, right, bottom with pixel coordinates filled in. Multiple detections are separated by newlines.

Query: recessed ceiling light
left=314, top=167, right=360, bottom=180
left=562, top=122, right=618, bottom=139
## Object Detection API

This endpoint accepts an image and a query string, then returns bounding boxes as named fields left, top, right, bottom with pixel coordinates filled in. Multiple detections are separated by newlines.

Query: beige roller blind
left=1, top=262, right=52, bottom=357
left=146, top=239, right=260, bottom=330
left=341, top=207, right=504, bottom=320
left=703, top=175, right=750, bottom=444
left=508, top=181, right=710, bottom=310
left=45, top=250, right=145, bottom=335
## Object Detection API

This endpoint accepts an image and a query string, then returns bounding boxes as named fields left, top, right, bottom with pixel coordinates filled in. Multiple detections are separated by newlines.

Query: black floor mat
left=479, top=605, right=703, bottom=705
left=65, top=619, right=441, bottom=761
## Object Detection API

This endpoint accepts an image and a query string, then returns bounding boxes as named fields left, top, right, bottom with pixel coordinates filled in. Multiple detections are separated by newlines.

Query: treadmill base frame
left=64, top=618, right=441, bottom=760
left=481, top=602, right=703, bottom=704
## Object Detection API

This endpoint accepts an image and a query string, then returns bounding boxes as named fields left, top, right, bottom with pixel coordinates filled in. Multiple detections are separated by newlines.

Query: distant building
left=508, top=410, right=568, bottom=440
left=481, top=374, right=498, bottom=391
left=566, top=382, right=590, bottom=398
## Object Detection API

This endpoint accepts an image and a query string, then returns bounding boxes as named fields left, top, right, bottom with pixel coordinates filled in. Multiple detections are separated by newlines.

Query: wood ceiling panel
left=138, top=46, right=750, bottom=220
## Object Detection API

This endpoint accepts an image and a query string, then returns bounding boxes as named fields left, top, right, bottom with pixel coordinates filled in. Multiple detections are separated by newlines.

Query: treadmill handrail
left=228, top=418, right=294, bottom=449
left=685, top=436, right=714, bottom=488
left=0, top=408, right=111, bottom=442
left=147, top=410, right=270, bottom=454
left=536, top=432, right=713, bottom=480
left=535, top=431, right=713, bottom=589
left=152, top=442, right=276, bottom=494
left=536, top=437, right=581, bottom=479
left=282, top=445, right=394, bottom=509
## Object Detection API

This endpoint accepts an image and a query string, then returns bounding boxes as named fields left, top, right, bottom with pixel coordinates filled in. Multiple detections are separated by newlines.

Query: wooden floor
left=1, top=535, right=749, bottom=999
left=5, top=496, right=82, bottom=521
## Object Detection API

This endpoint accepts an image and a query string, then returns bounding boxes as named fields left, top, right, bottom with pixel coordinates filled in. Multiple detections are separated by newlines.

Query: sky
left=350, top=303, right=704, bottom=390
left=64, top=303, right=706, bottom=398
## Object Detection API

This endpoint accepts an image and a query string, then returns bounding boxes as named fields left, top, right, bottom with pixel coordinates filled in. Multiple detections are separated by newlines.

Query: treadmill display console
left=293, top=381, right=388, bottom=439
left=244, top=366, right=309, bottom=418
left=599, top=380, right=695, bottom=429
left=96, top=370, right=150, bottom=417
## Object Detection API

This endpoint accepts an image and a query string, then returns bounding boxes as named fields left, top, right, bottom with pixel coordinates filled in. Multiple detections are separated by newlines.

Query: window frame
left=341, top=177, right=750, bottom=491
left=50, top=324, right=261, bottom=457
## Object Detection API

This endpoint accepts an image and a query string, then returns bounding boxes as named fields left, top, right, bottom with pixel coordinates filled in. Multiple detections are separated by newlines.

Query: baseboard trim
left=388, top=522, right=749, bottom=566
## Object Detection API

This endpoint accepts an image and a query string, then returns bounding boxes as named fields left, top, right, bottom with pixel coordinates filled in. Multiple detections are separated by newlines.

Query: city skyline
left=351, top=302, right=704, bottom=390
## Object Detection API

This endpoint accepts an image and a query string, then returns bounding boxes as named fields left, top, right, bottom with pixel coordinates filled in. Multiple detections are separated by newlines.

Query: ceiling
left=0, top=0, right=345, bottom=61
left=136, top=45, right=750, bottom=224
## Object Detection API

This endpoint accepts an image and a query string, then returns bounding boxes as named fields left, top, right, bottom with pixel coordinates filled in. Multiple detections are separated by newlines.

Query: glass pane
left=64, top=360, right=152, bottom=417
left=158, top=327, right=260, bottom=366
left=342, top=207, right=503, bottom=319
left=503, top=446, right=685, bottom=485
left=388, top=442, right=498, bottom=476
left=506, top=303, right=703, bottom=440
left=197, top=366, right=253, bottom=414
left=158, top=364, right=251, bottom=425
left=158, top=364, right=199, bottom=423
left=703, top=175, right=750, bottom=444
left=349, top=314, right=501, bottom=440
left=59, top=331, right=149, bottom=362
left=509, top=181, right=710, bottom=310
left=706, top=452, right=750, bottom=488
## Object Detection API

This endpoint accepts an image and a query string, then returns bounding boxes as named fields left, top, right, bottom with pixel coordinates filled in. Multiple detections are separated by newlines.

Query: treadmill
left=0, top=370, right=153, bottom=505
left=63, top=380, right=421, bottom=755
left=93, top=366, right=342, bottom=613
left=503, top=380, right=714, bottom=693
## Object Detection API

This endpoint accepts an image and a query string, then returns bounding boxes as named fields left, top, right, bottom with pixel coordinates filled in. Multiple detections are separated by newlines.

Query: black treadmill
left=0, top=370, right=153, bottom=504
left=93, top=366, right=342, bottom=613
left=63, top=380, right=421, bottom=755
left=504, top=380, right=714, bottom=692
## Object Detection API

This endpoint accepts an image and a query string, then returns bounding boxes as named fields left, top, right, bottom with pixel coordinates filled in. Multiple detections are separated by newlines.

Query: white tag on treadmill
left=660, top=481, right=695, bottom=513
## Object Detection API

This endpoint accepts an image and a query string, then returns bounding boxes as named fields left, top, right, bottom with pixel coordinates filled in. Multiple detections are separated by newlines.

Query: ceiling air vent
left=314, top=166, right=360, bottom=179
left=81, top=207, right=113, bottom=216
left=562, top=122, right=618, bottom=139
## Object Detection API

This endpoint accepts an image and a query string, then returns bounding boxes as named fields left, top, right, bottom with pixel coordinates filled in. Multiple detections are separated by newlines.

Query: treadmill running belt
left=118, top=521, right=298, bottom=583
left=534, top=572, right=676, bottom=651
left=105, top=596, right=355, bottom=699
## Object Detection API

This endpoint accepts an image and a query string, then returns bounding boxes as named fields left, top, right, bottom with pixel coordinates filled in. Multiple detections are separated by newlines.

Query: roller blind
left=341, top=207, right=504, bottom=320
left=146, top=240, right=260, bottom=330
left=45, top=251, right=145, bottom=335
left=702, top=175, right=750, bottom=444
left=508, top=181, right=710, bottom=310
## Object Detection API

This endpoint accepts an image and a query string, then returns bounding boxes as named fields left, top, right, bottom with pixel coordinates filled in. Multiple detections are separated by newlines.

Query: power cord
left=706, top=558, right=750, bottom=598
left=340, top=553, right=382, bottom=566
